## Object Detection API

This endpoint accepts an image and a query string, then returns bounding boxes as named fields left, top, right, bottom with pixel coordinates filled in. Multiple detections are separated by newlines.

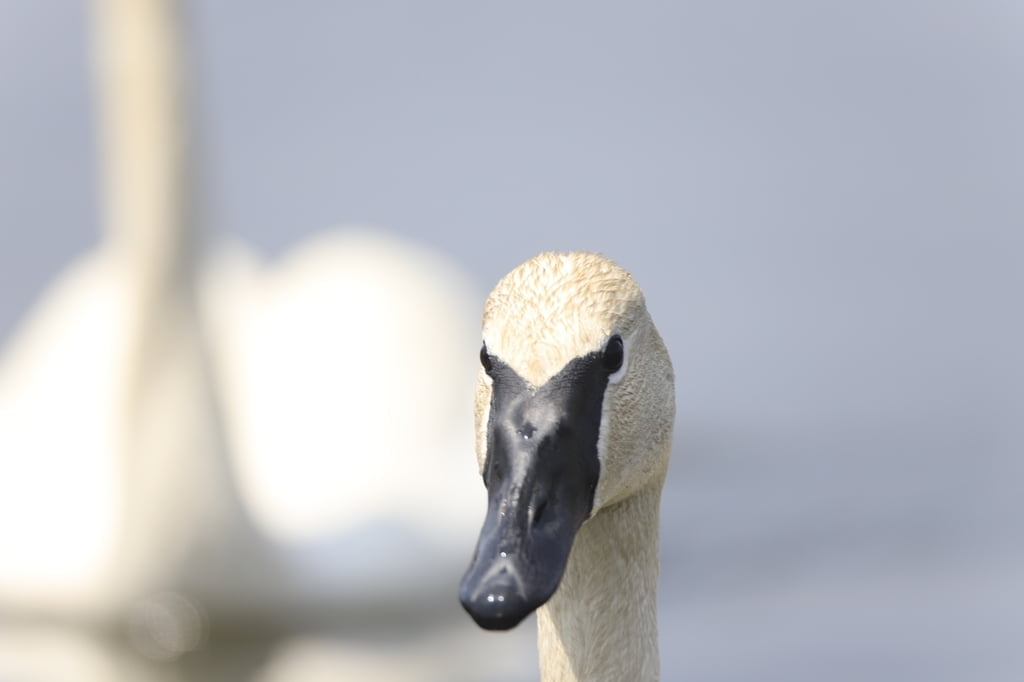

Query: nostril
left=531, top=498, right=548, bottom=528
left=517, top=423, right=537, bottom=440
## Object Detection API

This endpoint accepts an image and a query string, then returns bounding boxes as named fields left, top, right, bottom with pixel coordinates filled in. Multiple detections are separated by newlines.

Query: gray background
left=2, top=1, right=1022, bottom=680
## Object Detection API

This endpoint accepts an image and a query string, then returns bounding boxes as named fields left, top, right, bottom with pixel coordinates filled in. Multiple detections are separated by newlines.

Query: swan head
left=459, top=252, right=675, bottom=630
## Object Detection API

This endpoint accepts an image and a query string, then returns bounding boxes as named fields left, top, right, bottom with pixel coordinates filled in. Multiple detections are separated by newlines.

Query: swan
left=0, top=0, right=484, bottom=629
left=459, top=252, right=676, bottom=681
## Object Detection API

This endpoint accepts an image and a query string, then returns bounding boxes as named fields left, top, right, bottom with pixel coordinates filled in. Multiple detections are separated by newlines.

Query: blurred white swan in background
left=0, top=0, right=482, bottom=634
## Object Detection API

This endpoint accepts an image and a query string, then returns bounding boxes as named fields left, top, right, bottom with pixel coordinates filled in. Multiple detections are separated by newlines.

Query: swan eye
left=602, top=335, right=624, bottom=373
left=480, top=344, right=494, bottom=374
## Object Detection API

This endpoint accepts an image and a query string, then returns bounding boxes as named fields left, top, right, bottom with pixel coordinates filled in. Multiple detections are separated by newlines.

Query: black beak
left=459, top=354, right=607, bottom=630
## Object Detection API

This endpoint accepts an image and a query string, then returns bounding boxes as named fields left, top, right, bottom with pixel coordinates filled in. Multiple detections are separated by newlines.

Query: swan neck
left=537, top=483, right=662, bottom=682
left=92, top=0, right=197, bottom=289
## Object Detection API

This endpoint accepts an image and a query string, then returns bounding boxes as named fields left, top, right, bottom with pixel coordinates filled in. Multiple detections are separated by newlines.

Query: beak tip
left=458, top=569, right=535, bottom=631
left=459, top=590, right=531, bottom=631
